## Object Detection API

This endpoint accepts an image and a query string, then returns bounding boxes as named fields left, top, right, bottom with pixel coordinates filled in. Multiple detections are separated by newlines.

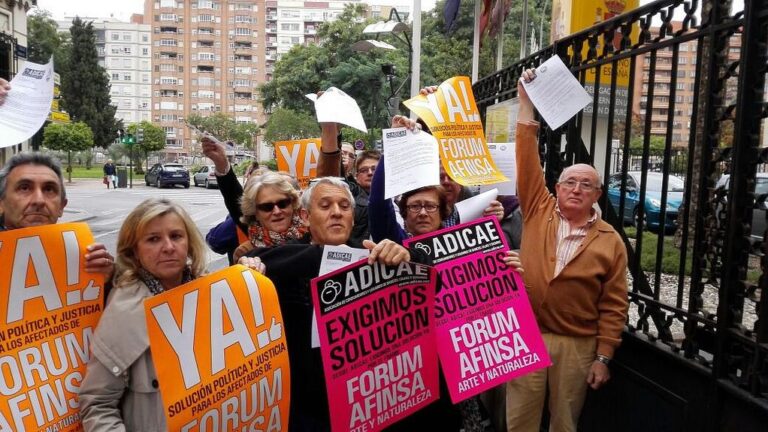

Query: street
left=61, top=179, right=231, bottom=271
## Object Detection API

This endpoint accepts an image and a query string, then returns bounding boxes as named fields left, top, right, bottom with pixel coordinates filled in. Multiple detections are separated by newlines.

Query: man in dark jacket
left=241, top=177, right=460, bottom=431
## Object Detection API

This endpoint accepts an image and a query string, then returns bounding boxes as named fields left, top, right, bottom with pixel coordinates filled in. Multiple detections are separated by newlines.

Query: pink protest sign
left=311, top=259, right=440, bottom=432
left=404, top=216, right=550, bottom=403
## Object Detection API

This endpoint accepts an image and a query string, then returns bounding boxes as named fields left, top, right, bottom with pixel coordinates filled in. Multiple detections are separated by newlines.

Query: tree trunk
left=67, top=151, right=72, bottom=183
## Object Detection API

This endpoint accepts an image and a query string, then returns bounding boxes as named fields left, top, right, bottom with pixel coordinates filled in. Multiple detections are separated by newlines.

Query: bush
left=624, top=227, right=693, bottom=275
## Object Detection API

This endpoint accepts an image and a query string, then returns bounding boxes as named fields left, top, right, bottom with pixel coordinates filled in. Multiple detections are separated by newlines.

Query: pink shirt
left=554, top=206, right=598, bottom=276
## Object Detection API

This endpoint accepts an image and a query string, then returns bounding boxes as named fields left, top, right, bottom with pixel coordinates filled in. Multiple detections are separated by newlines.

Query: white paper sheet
left=456, top=188, right=499, bottom=222
left=306, top=87, right=368, bottom=133
left=521, top=55, right=591, bottom=130
left=480, top=143, right=517, bottom=195
left=0, top=59, right=55, bottom=149
left=382, top=127, right=440, bottom=199
left=311, top=245, right=370, bottom=348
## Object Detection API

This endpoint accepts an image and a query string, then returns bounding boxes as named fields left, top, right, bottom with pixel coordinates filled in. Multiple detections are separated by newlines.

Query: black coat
left=249, top=239, right=461, bottom=432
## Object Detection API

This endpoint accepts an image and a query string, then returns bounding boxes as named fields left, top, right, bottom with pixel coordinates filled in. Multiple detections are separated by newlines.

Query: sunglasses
left=256, top=198, right=292, bottom=212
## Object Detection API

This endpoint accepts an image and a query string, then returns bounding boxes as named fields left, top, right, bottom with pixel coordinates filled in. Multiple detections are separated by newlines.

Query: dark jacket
left=248, top=238, right=460, bottom=432
left=103, top=163, right=116, bottom=176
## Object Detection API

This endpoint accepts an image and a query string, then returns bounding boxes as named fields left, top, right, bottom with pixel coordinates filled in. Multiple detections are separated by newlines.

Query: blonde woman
left=79, top=198, right=207, bottom=431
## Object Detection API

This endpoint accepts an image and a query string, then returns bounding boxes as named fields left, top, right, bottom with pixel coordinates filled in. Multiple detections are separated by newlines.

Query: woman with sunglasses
left=201, top=135, right=306, bottom=261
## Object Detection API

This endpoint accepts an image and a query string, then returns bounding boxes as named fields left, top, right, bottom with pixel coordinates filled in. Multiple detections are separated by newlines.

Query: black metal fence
left=474, top=0, right=768, bottom=429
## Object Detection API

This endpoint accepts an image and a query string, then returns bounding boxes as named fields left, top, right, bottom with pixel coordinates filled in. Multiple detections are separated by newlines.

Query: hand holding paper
left=306, top=87, right=368, bottom=133
left=520, top=55, right=592, bottom=130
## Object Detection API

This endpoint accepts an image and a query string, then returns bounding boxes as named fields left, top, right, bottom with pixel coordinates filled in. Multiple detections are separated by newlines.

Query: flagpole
left=472, top=0, right=481, bottom=82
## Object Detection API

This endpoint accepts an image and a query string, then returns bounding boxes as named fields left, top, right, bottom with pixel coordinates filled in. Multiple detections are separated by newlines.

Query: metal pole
left=472, top=0, right=481, bottom=82
left=496, top=21, right=504, bottom=71
left=520, top=0, right=529, bottom=59
left=410, top=0, right=422, bottom=97
left=129, top=145, right=133, bottom=189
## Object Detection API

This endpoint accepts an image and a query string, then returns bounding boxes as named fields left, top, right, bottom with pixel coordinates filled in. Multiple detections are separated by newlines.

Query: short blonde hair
left=114, top=198, right=207, bottom=287
left=240, top=171, right=300, bottom=226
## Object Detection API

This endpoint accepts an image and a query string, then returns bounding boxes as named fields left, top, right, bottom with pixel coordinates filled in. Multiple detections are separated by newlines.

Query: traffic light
left=136, top=128, right=144, bottom=143
left=122, top=134, right=135, bottom=145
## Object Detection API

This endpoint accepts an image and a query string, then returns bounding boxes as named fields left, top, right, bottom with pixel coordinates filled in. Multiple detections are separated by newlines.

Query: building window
left=142, top=47, right=149, bottom=55
left=111, top=33, right=120, bottom=41
left=160, top=14, right=177, bottom=21
left=160, top=39, right=177, bottom=46
left=235, top=15, right=251, bottom=23
left=111, top=73, right=119, bottom=80
left=199, top=14, right=214, bottom=22
left=280, top=23, right=300, bottom=32
left=123, top=73, right=132, bottom=81
left=234, top=27, right=252, bottom=36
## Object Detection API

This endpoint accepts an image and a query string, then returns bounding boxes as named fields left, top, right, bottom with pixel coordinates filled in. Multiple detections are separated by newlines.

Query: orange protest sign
left=274, top=138, right=320, bottom=188
left=145, top=265, right=290, bottom=431
left=404, top=76, right=509, bottom=186
left=0, top=223, right=104, bottom=432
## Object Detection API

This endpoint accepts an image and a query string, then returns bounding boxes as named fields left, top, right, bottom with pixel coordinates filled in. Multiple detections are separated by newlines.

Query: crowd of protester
left=0, top=72, right=627, bottom=432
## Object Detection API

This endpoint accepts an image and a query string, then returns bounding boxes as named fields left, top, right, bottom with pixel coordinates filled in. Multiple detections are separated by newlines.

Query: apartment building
left=264, top=1, right=360, bottom=81
left=55, top=16, right=153, bottom=126
left=0, top=0, right=34, bottom=165
left=143, top=0, right=266, bottom=158
left=632, top=22, right=741, bottom=149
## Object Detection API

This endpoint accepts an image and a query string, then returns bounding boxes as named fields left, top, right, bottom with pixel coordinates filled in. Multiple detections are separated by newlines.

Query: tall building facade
left=55, top=16, right=153, bottom=126
left=632, top=22, right=741, bottom=149
left=143, top=0, right=266, bottom=159
left=0, top=0, right=34, bottom=165
left=264, top=0, right=361, bottom=80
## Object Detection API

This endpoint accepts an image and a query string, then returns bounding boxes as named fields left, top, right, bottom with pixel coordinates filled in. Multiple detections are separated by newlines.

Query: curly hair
left=240, top=171, right=300, bottom=226
left=398, top=185, right=450, bottom=221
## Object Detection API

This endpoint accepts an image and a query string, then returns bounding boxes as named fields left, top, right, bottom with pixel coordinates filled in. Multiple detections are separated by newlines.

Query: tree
left=127, top=121, right=166, bottom=173
left=262, top=108, right=320, bottom=145
left=43, top=122, right=94, bottom=183
left=186, top=113, right=259, bottom=147
left=259, top=4, right=409, bottom=130
left=27, top=9, right=71, bottom=71
left=61, top=17, right=122, bottom=149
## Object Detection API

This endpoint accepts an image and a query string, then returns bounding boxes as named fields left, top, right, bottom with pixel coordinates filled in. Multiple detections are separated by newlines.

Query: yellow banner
left=274, top=138, right=320, bottom=189
left=0, top=223, right=105, bottom=432
left=404, top=76, right=509, bottom=186
left=145, top=265, right=290, bottom=431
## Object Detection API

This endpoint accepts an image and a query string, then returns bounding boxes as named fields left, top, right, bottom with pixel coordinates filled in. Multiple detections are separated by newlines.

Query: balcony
left=234, top=42, right=252, bottom=50
left=265, top=53, right=276, bottom=61
left=266, top=26, right=277, bottom=34
left=197, top=65, right=214, bottom=73
left=267, top=14, right=277, bottom=21
left=234, top=55, right=253, bottom=62
left=305, top=27, right=317, bottom=35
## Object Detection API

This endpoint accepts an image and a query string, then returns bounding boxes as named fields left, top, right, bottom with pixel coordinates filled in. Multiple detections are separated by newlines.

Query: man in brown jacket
left=505, top=69, right=629, bottom=431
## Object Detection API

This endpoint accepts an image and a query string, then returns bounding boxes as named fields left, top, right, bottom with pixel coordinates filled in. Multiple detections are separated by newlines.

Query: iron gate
left=473, top=0, right=768, bottom=430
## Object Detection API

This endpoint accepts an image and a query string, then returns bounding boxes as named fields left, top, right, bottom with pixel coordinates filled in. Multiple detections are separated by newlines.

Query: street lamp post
left=353, top=8, right=418, bottom=120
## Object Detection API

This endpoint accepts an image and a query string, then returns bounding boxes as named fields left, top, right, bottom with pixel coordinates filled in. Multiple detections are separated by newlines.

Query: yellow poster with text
left=404, top=76, right=509, bottom=186
left=274, top=138, right=320, bottom=189
left=145, top=265, right=290, bottom=432
left=0, top=223, right=105, bottom=432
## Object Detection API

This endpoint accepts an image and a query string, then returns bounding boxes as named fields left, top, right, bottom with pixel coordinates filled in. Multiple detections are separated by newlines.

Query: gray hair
left=0, top=153, right=67, bottom=201
left=240, top=171, right=300, bottom=226
left=558, top=164, right=603, bottom=188
left=301, top=177, right=355, bottom=210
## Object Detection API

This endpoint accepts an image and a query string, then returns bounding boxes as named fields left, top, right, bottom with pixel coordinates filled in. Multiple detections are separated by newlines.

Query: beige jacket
left=79, top=280, right=167, bottom=432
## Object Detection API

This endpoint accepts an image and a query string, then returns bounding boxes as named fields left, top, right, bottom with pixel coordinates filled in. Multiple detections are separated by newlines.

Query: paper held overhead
left=521, top=55, right=592, bottom=130
left=306, top=87, right=368, bottom=133
left=0, top=59, right=55, bottom=149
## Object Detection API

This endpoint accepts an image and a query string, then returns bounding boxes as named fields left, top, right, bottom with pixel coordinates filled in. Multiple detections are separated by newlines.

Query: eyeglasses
left=357, top=166, right=376, bottom=175
left=406, top=203, right=439, bottom=214
left=256, top=198, right=292, bottom=212
left=559, top=179, right=597, bottom=192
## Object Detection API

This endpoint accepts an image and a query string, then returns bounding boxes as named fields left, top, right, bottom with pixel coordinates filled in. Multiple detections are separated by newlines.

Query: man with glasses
left=505, top=69, right=629, bottom=432
left=318, top=123, right=380, bottom=247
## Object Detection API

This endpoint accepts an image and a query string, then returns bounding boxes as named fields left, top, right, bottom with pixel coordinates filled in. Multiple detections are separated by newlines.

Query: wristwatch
left=596, top=354, right=611, bottom=365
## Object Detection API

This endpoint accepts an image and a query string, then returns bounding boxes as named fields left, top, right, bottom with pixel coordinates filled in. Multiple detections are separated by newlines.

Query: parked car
left=607, top=171, right=685, bottom=232
left=714, top=173, right=768, bottom=241
left=144, top=163, right=189, bottom=188
left=193, top=165, right=218, bottom=189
